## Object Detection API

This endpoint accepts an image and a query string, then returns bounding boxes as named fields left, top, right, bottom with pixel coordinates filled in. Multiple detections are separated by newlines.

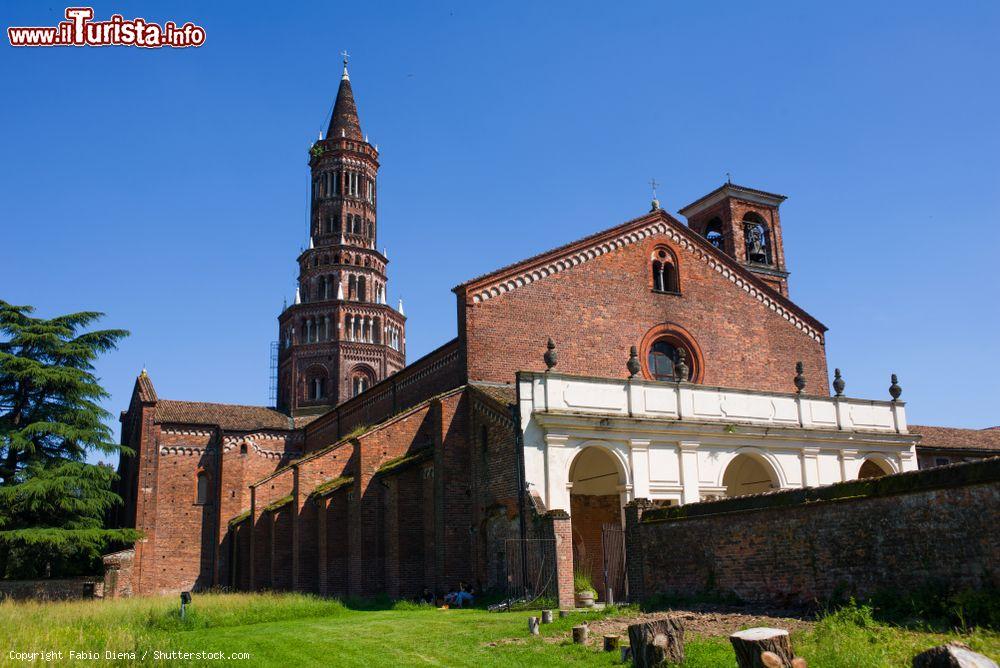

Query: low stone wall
left=0, top=577, right=104, bottom=601
left=626, top=457, right=1000, bottom=607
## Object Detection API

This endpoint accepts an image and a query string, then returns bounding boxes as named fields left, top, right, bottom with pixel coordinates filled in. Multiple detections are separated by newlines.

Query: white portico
left=517, top=370, right=919, bottom=513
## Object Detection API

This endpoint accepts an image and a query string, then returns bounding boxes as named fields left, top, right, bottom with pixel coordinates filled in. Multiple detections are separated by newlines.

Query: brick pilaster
left=545, top=509, right=575, bottom=610
left=624, top=498, right=652, bottom=604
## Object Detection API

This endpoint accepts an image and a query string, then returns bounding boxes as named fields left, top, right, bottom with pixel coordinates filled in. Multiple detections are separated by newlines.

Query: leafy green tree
left=0, top=300, right=138, bottom=578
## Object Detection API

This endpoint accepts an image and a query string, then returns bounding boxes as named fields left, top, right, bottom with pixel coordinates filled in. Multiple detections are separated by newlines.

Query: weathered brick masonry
left=114, top=63, right=972, bottom=603
left=625, top=458, right=1000, bottom=606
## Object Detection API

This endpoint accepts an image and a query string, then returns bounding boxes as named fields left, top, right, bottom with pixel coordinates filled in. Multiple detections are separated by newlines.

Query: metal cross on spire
left=341, top=50, right=350, bottom=65
left=649, top=178, right=661, bottom=212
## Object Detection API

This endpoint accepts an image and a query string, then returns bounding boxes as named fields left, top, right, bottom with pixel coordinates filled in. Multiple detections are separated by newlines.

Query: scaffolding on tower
left=268, top=341, right=279, bottom=407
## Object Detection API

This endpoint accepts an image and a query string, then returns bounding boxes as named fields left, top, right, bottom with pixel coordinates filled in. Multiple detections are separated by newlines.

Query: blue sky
left=2, top=0, right=998, bottom=455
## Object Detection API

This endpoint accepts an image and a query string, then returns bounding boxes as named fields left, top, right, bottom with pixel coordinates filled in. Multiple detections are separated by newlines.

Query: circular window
left=647, top=340, right=691, bottom=381
left=639, top=323, right=703, bottom=383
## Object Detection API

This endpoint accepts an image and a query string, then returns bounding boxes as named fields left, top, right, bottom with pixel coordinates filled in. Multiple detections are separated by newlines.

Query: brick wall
left=0, top=578, right=104, bottom=601
left=626, top=459, right=1000, bottom=606
left=460, top=223, right=828, bottom=395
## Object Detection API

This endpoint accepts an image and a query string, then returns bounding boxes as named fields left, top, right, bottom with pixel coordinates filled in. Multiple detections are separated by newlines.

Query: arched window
left=196, top=471, right=209, bottom=505
left=312, top=377, right=325, bottom=399
left=704, top=217, right=724, bottom=250
left=647, top=340, right=692, bottom=381
left=348, top=275, right=357, bottom=300
left=742, top=213, right=772, bottom=265
left=651, top=248, right=679, bottom=293
left=358, top=276, right=367, bottom=302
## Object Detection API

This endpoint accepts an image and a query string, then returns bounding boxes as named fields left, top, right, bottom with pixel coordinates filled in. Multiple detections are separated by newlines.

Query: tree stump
left=541, top=610, right=553, bottom=624
left=913, top=642, right=999, bottom=668
left=730, top=628, right=794, bottom=668
left=528, top=617, right=540, bottom=636
left=558, top=610, right=570, bottom=619
left=620, top=646, right=633, bottom=663
left=572, top=625, right=589, bottom=644
left=627, top=618, right=685, bottom=667
left=603, top=635, right=620, bottom=652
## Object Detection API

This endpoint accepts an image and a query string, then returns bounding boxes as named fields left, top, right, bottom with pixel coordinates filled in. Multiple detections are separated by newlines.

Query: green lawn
left=0, top=593, right=996, bottom=667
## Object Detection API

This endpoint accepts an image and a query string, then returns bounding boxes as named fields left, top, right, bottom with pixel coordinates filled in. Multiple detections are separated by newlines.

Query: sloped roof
left=453, top=208, right=826, bottom=339
left=469, top=382, right=517, bottom=408
left=910, top=425, right=1000, bottom=452
left=326, top=68, right=363, bottom=141
left=677, top=182, right=787, bottom=216
left=135, top=371, right=157, bottom=403
left=155, top=400, right=295, bottom=431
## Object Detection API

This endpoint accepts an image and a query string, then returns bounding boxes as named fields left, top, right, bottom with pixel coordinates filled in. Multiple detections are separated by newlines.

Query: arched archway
left=858, top=457, right=893, bottom=479
left=568, top=446, right=626, bottom=602
left=722, top=453, right=779, bottom=497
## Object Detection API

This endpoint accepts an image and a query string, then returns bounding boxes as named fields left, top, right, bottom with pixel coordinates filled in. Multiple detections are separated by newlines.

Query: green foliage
left=0, top=301, right=132, bottom=578
left=868, top=583, right=1000, bottom=631
left=572, top=565, right=595, bottom=595
left=1, top=592, right=996, bottom=667
left=0, top=459, right=140, bottom=578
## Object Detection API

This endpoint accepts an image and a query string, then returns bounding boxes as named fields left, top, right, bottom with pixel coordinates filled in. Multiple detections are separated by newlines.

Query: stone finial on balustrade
left=627, top=346, right=641, bottom=378
left=543, top=338, right=557, bottom=371
left=794, top=362, right=806, bottom=394
left=889, top=373, right=902, bottom=401
left=832, top=368, right=845, bottom=397
left=676, top=349, right=689, bottom=383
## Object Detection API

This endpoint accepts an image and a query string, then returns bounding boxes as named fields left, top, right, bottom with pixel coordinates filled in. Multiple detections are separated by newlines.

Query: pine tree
left=0, top=300, right=138, bottom=578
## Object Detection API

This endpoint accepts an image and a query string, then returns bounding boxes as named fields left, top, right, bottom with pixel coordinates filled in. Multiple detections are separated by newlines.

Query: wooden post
left=730, top=628, right=794, bottom=668
left=628, top=618, right=685, bottom=667
left=572, top=625, right=588, bottom=644
left=603, top=635, right=620, bottom=652
left=528, top=617, right=540, bottom=636
left=541, top=610, right=553, bottom=624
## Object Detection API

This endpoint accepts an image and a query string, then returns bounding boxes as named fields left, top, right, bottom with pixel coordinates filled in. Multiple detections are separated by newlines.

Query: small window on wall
left=651, top=248, right=679, bottom=293
left=934, top=457, right=950, bottom=467
left=647, top=340, right=691, bottom=382
left=196, top=471, right=209, bottom=505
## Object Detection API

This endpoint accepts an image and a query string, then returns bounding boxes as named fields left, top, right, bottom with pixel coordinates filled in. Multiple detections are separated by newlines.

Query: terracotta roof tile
left=910, top=425, right=1000, bottom=452
left=155, top=400, right=294, bottom=431
left=470, top=382, right=517, bottom=408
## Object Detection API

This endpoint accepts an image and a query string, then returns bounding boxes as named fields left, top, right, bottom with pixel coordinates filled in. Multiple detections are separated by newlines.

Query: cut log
left=541, top=610, right=553, bottom=624
left=528, top=617, right=539, bottom=636
left=912, top=642, right=999, bottom=668
left=730, top=628, right=794, bottom=668
left=558, top=610, right=570, bottom=619
left=627, top=618, right=685, bottom=667
left=603, top=635, right=620, bottom=652
left=572, top=625, right=589, bottom=644
left=620, top=646, right=633, bottom=663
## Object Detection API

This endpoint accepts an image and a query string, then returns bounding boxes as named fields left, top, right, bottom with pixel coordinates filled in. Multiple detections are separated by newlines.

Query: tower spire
left=327, top=51, right=362, bottom=140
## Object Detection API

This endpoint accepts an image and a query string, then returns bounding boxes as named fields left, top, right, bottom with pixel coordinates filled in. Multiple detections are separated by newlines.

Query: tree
left=0, top=300, right=137, bottom=578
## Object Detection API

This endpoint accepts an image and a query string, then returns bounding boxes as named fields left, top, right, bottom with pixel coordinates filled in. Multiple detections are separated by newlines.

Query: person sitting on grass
left=420, top=587, right=434, bottom=605
left=444, top=582, right=475, bottom=608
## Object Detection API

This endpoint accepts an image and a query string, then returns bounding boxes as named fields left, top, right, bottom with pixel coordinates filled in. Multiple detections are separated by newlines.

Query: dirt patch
left=575, top=604, right=814, bottom=646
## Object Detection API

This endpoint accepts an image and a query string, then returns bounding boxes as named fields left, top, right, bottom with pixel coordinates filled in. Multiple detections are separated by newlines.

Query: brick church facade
left=111, top=60, right=994, bottom=601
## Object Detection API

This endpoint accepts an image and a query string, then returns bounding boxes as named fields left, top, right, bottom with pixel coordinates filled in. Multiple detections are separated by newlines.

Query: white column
left=679, top=441, right=700, bottom=505
left=801, top=447, right=821, bottom=487
left=544, top=434, right=570, bottom=512
left=629, top=439, right=651, bottom=500
left=838, top=448, right=858, bottom=482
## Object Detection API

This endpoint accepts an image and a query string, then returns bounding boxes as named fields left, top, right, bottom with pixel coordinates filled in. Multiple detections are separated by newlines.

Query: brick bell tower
left=277, top=55, right=406, bottom=416
left=679, top=182, right=791, bottom=297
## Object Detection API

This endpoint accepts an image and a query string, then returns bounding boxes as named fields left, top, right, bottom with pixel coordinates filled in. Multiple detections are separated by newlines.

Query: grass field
left=1, top=593, right=997, bottom=666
